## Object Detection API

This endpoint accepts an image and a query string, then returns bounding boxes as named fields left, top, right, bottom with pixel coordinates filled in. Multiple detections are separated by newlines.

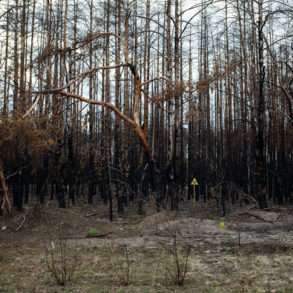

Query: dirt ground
left=1, top=199, right=293, bottom=292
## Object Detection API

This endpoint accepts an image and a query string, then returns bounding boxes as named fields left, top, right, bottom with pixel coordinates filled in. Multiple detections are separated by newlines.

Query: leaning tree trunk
left=0, top=163, right=12, bottom=215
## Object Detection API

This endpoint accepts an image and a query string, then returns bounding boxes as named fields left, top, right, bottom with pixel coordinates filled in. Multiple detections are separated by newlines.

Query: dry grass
left=1, top=238, right=293, bottom=292
left=2, top=205, right=293, bottom=292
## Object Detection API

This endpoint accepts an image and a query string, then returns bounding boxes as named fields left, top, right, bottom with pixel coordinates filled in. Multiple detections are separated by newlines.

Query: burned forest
left=0, top=0, right=293, bottom=292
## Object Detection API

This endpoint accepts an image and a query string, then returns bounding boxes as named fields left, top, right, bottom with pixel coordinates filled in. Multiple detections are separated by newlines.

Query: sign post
left=190, top=177, right=199, bottom=207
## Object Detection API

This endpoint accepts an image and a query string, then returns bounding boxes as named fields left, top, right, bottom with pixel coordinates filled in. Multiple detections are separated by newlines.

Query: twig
left=61, top=232, right=112, bottom=240
left=237, top=211, right=277, bottom=224
left=85, top=211, right=98, bottom=217
left=15, top=215, right=26, bottom=231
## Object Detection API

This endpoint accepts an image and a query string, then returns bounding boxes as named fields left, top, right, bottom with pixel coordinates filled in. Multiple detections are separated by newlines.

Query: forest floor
left=1, top=199, right=293, bottom=292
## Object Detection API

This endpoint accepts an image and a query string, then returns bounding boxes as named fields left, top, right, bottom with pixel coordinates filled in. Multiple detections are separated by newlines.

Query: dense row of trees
left=0, top=0, right=292, bottom=218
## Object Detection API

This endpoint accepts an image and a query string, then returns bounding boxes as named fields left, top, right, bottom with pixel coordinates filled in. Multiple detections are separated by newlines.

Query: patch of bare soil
left=0, top=203, right=117, bottom=245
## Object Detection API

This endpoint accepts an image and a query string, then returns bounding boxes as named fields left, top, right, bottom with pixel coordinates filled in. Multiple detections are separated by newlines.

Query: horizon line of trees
left=0, top=0, right=292, bottom=219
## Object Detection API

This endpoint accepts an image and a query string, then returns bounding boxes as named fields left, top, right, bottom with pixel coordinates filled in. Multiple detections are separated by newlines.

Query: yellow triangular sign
left=191, top=177, right=199, bottom=186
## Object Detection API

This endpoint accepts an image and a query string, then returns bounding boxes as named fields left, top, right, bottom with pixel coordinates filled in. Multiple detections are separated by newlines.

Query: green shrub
left=87, top=228, right=98, bottom=238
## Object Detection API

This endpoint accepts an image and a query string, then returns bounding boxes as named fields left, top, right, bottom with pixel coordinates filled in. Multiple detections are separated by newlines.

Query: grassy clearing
left=2, top=205, right=293, bottom=292
left=1, top=242, right=293, bottom=292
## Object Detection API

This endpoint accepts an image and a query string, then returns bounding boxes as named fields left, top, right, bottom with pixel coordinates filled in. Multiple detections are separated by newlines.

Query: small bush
left=45, top=237, right=78, bottom=286
left=109, top=245, right=133, bottom=286
left=160, top=231, right=192, bottom=286
left=87, top=227, right=98, bottom=238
